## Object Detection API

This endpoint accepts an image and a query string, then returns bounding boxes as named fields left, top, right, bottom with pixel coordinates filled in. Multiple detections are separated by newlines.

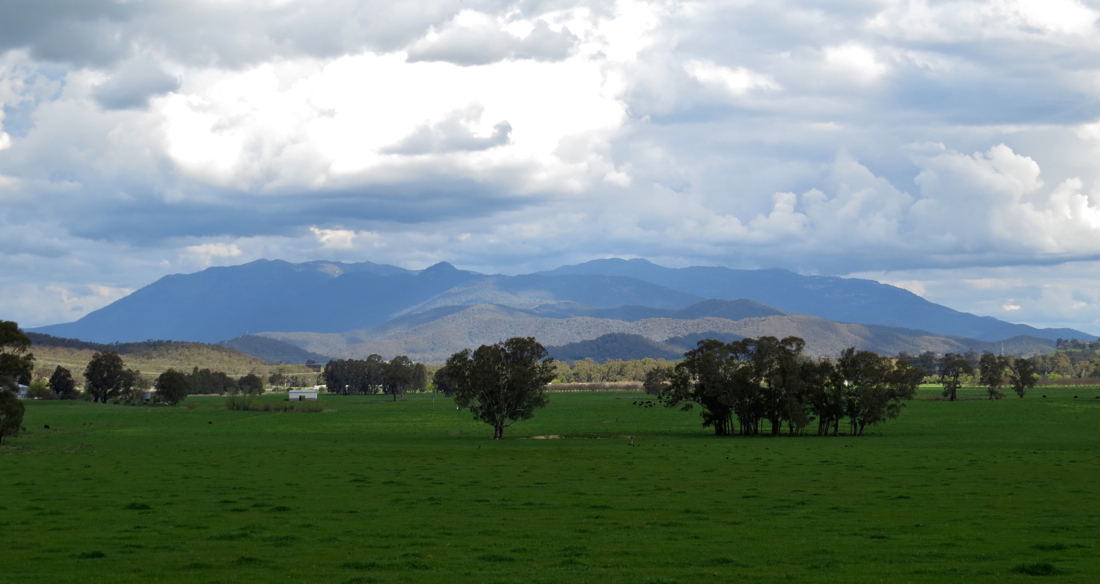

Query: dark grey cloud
left=93, top=57, right=180, bottom=110
left=8, top=176, right=538, bottom=245
left=0, top=0, right=529, bottom=68
left=0, top=0, right=134, bottom=65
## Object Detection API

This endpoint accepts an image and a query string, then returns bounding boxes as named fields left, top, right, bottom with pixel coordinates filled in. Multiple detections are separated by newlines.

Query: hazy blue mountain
left=31, top=257, right=1091, bottom=345
left=539, top=259, right=1092, bottom=342
left=32, top=259, right=481, bottom=343
left=31, top=259, right=699, bottom=343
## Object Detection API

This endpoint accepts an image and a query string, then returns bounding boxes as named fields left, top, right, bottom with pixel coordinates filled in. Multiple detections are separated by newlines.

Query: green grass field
left=3, top=386, right=1099, bottom=583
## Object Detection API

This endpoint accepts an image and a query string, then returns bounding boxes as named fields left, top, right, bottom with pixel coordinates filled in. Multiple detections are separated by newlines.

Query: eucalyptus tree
left=751, top=336, right=809, bottom=436
left=0, top=321, right=34, bottom=390
left=802, top=359, right=844, bottom=436
left=84, top=351, right=130, bottom=403
left=978, top=352, right=1009, bottom=400
left=1006, top=357, right=1038, bottom=398
left=156, top=369, right=190, bottom=405
left=662, top=339, right=743, bottom=436
left=0, top=388, right=25, bottom=445
left=834, top=348, right=921, bottom=435
left=49, top=366, right=77, bottom=399
left=382, top=356, right=415, bottom=401
left=940, top=353, right=973, bottom=402
left=441, top=337, right=556, bottom=440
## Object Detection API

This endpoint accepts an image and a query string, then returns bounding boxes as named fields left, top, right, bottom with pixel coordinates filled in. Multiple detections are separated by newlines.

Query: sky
left=3, top=0, right=1100, bottom=334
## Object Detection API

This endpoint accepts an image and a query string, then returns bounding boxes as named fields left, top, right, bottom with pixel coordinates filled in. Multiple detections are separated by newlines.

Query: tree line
left=322, top=355, right=429, bottom=401
left=643, top=337, right=923, bottom=436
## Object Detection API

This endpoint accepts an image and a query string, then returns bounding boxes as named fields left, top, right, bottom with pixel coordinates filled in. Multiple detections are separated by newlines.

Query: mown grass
left=2, top=386, right=1099, bottom=583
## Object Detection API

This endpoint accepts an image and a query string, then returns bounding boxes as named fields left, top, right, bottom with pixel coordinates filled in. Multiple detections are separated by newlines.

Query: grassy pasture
left=2, top=386, right=1100, bottom=583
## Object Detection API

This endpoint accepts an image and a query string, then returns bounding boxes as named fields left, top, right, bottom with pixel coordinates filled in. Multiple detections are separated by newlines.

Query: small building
left=288, top=389, right=318, bottom=401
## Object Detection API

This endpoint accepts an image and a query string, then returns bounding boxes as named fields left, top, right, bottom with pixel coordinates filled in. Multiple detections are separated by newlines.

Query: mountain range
left=29, top=258, right=1091, bottom=363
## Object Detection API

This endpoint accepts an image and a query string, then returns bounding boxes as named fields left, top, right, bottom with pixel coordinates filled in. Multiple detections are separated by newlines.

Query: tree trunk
left=493, top=423, right=504, bottom=440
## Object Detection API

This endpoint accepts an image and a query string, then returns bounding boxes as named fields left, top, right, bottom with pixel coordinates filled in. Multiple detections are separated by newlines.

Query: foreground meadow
left=2, top=387, right=1099, bottom=583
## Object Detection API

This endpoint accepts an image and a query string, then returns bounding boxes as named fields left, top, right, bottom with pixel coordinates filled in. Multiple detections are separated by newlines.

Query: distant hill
left=24, top=333, right=305, bottom=386
left=260, top=302, right=1058, bottom=364
left=547, top=333, right=685, bottom=363
left=219, top=335, right=331, bottom=364
left=538, top=258, right=1092, bottom=342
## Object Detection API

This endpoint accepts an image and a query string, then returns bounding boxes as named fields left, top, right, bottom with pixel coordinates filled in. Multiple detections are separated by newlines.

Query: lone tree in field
left=156, top=369, right=190, bottom=405
left=0, top=321, right=35, bottom=391
left=49, top=366, right=77, bottom=399
left=978, top=352, right=1009, bottom=400
left=940, top=353, right=973, bottom=401
left=441, top=337, right=556, bottom=439
left=0, top=388, right=25, bottom=445
left=1006, top=357, right=1038, bottom=398
left=84, top=351, right=130, bottom=403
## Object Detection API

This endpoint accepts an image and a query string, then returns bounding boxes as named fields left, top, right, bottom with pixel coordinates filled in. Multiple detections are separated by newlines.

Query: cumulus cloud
left=93, top=55, right=180, bottom=110
left=382, top=105, right=512, bottom=154
left=684, top=60, right=779, bottom=97
left=406, top=13, right=579, bottom=66
left=3, top=0, right=1100, bottom=333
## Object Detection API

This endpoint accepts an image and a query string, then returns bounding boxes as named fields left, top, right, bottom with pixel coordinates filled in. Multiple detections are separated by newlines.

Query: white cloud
left=3, top=0, right=1100, bottom=333
left=684, top=60, right=780, bottom=97
left=310, top=226, right=356, bottom=249
left=183, top=243, right=243, bottom=268
left=824, top=43, right=887, bottom=82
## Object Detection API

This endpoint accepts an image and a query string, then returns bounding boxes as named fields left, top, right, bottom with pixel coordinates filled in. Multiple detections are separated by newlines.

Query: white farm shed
left=288, top=389, right=318, bottom=401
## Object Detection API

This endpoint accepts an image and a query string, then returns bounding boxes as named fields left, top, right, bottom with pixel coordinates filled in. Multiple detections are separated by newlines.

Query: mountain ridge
left=28, top=257, right=1092, bottom=346
left=254, top=301, right=1057, bottom=364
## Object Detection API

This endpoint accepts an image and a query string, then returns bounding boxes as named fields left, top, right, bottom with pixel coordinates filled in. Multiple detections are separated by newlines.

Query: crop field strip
left=2, top=387, right=1099, bottom=583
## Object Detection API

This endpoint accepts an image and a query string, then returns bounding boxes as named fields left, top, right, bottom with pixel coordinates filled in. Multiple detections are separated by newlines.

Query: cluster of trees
left=646, top=337, right=923, bottom=437
left=936, top=352, right=1038, bottom=401
left=553, top=358, right=673, bottom=383
left=1029, top=350, right=1100, bottom=379
left=182, top=367, right=262, bottom=395
left=82, top=352, right=265, bottom=404
left=83, top=352, right=147, bottom=403
left=322, top=355, right=429, bottom=401
left=900, top=345, right=1093, bottom=382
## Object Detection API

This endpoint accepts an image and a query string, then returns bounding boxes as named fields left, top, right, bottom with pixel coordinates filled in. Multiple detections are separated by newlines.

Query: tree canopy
left=49, top=366, right=77, bottom=399
left=237, top=373, right=264, bottom=395
left=156, top=369, right=190, bottom=405
left=657, top=337, right=919, bottom=437
left=83, top=351, right=133, bottom=403
left=441, top=337, right=557, bottom=440
left=940, top=353, right=973, bottom=402
left=0, top=388, right=25, bottom=445
left=0, top=321, right=34, bottom=391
